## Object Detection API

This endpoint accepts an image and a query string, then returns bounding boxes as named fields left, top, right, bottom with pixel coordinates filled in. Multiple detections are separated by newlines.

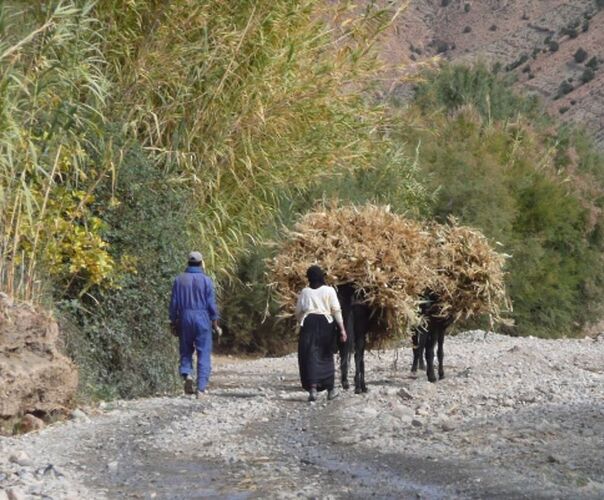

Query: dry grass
left=268, top=205, right=510, bottom=340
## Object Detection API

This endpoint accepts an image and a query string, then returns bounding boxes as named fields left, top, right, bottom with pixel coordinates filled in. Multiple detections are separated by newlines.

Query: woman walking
left=295, top=265, right=347, bottom=402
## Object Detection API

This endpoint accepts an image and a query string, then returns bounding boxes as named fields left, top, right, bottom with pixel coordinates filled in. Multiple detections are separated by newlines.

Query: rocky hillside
left=381, top=0, right=604, bottom=146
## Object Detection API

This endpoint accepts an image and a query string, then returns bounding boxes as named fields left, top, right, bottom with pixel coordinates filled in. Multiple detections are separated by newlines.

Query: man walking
left=169, top=251, right=221, bottom=398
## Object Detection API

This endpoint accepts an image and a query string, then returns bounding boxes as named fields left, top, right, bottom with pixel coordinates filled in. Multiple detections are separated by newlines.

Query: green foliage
left=556, top=81, right=574, bottom=99
left=414, top=63, right=541, bottom=122
left=586, top=56, right=599, bottom=70
left=62, top=144, right=191, bottom=398
left=400, top=66, right=604, bottom=337
left=580, top=68, right=595, bottom=84
left=560, top=26, right=578, bottom=39
left=506, top=53, right=529, bottom=72
left=574, top=48, right=588, bottom=63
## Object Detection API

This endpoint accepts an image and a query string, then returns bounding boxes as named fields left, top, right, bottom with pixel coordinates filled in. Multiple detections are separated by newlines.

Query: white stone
left=70, top=409, right=90, bottom=423
left=9, top=451, right=32, bottom=467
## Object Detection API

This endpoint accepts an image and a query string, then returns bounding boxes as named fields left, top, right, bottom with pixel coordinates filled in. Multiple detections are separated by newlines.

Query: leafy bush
left=581, top=68, right=595, bottom=84
left=414, top=63, right=541, bottom=121
left=561, top=26, right=578, bottom=39
left=433, top=40, right=449, bottom=53
left=574, top=48, right=588, bottom=63
left=506, top=53, right=530, bottom=71
left=586, top=56, right=599, bottom=70
left=548, top=41, right=559, bottom=52
left=62, top=144, right=191, bottom=398
left=556, top=81, right=574, bottom=98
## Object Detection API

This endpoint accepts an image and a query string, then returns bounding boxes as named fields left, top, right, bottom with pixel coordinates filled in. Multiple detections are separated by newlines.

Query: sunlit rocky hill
left=377, top=0, right=604, bottom=146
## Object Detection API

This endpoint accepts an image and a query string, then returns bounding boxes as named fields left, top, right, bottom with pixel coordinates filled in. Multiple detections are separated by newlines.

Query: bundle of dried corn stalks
left=427, top=219, right=512, bottom=327
left=268, top=205, right=510, bottom=340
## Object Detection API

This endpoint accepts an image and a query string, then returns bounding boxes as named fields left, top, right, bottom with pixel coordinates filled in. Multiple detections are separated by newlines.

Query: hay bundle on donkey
left=427, top=219, right=512, bottom=328
left=268, top=205, right=437, bottom=342
left=268, top=206, right=510, bottom=339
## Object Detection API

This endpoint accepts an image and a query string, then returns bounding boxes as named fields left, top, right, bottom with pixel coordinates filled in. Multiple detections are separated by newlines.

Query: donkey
left=336, top=284, right=371, bottom=394
left=411, top=292, right=453, bottom=382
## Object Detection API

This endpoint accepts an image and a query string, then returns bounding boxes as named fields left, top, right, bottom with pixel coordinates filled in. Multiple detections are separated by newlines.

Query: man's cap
left=188, top=251, right=203, bottom=263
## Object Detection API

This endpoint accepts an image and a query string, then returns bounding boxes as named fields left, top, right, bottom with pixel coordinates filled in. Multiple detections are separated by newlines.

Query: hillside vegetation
left=1, top=1, right=603, bottom=398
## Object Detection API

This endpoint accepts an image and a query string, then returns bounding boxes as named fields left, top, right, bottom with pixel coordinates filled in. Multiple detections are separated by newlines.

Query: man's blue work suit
left=169, top=267, right=219, bottom=392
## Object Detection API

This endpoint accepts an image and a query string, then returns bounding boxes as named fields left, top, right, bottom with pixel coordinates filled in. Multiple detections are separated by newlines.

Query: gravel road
left=1, top=331, right=603, bottom=499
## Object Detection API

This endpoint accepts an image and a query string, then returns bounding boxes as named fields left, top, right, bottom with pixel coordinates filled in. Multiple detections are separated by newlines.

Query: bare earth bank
left=1, top=331, right=603, bottom=499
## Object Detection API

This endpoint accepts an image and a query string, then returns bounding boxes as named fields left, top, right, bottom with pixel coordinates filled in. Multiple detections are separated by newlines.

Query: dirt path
left=1, top=331, right=603, bottom=499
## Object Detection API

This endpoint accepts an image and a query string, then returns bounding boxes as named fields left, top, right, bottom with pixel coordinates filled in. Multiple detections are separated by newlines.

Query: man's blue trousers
left=178, top=311, right=212, bottom=391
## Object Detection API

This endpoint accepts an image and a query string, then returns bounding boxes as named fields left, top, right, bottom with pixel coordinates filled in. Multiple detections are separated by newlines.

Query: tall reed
left=0, top=1, right=114, bottom=302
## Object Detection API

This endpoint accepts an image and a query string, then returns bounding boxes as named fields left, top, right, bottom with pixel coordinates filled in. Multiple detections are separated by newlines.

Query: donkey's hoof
left=354, top=386, right=363, bottom=394
left=438, top=372, right=445, bottom=380
left=361, top=386, right=368, bottom=393
left=342, top=380, right=350, bottom=390
left=427, top=374, right=437, bottom=383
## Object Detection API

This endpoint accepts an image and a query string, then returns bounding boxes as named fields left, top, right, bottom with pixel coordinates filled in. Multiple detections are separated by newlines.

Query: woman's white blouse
left=295, top=285, right=344, bottom=327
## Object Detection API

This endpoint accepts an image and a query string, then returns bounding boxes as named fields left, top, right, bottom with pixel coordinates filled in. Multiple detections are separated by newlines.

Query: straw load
left=427, top=220, right=512, bottom=327
left=268, top=205, right=510, bottom=341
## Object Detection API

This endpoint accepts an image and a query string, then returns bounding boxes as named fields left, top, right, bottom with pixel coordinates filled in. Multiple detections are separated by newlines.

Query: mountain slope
left=381, top=0, right=604, bottom=146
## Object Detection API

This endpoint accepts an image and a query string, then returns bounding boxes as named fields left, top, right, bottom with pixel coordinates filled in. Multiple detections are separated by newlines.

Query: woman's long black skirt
left=298, top=314, right=336, bottom=392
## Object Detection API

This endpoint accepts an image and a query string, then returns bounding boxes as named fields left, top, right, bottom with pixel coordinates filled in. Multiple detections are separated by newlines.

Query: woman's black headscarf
left=306, top=265, right=326, bottom=289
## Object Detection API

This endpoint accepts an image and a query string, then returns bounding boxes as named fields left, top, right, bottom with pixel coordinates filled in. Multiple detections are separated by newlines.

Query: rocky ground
left=1, top=331, right=603, bottom=499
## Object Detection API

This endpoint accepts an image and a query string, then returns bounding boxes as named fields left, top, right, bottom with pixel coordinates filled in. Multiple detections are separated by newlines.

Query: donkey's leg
left=354, top=331, right=367, bottom=393
left=416, top=330, right=427, bottom=371
left=418, top=332, right=426, bottom=371
left=437, top=329, right=445, bottom=380
left=339, top=338, right=351, bottom=390
left=341, top=304, right=355, bottom=390
left=411, top=331, right=420, bottom=373
left=425, top=332, right=437, bottom=383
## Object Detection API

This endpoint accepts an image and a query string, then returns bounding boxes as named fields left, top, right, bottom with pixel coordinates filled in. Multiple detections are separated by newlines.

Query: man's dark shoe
left=308, top=388, right=317, bottom=402
left=327, top=389, right=339, bottom=400
left=183, top=375, right=195, bottom=395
